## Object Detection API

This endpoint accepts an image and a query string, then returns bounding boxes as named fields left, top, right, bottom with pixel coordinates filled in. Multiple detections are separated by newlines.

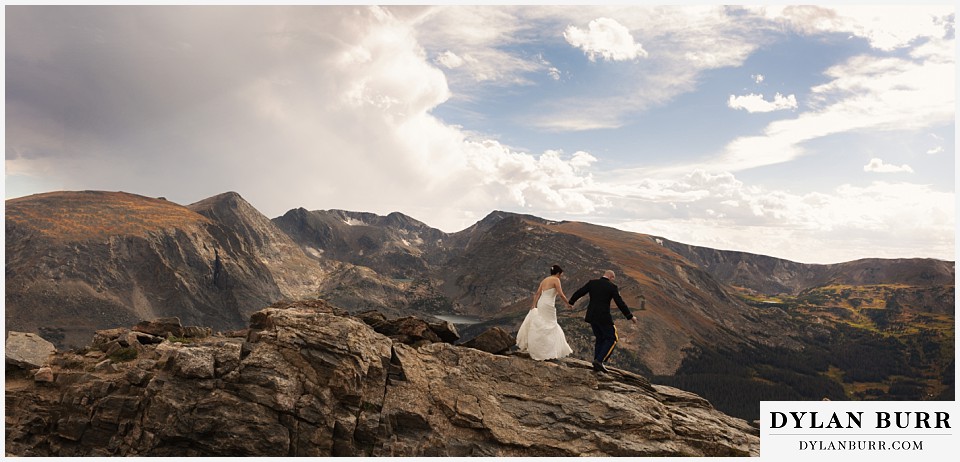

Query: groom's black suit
left=569, top=276, right=634, bottom=369
left=569, top=277, right=634, bottom=324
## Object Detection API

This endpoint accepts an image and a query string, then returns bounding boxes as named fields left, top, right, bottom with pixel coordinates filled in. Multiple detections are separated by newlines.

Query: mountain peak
left=384, top=211, right=429, bottom=229
left=476, top=210, right=561, bottom=228
left=187, top=191, right=252, bottom=212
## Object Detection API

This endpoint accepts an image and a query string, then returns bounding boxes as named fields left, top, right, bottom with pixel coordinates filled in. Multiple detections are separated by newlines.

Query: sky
left=4, top=4, right=956, bottom=264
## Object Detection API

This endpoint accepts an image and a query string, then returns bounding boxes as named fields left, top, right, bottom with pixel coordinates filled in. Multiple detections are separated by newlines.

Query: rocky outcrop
left=5, top=300, right=758, bottom=457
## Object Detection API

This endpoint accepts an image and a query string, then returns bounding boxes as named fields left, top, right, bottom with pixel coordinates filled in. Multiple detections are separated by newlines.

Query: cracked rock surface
left=5, top=300, right=758, bottom=457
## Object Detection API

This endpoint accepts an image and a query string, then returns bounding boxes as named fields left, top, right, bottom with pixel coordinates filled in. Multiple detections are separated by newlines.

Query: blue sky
left=4, top=4, right=956, bottom=263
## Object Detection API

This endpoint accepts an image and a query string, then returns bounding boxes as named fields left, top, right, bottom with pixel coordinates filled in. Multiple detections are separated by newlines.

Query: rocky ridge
left=659, top=239, right=954, bottom=295
left=5, top=300, right=758, bottom=457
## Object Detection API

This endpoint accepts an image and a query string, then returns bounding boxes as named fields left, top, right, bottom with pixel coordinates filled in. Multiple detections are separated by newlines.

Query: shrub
left=108, top=346, right=138, bottom=363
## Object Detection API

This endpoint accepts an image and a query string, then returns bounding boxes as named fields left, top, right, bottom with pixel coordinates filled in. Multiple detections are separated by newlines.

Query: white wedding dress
left=516, top=288, right=573, bottom=361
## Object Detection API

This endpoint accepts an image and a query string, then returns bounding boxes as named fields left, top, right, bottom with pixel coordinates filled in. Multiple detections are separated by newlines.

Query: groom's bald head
left=603, top=270, right=616, bottom=280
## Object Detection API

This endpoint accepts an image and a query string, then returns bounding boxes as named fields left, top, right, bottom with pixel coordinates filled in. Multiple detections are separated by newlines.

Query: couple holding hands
left=516, top=265, right=642, bottom=373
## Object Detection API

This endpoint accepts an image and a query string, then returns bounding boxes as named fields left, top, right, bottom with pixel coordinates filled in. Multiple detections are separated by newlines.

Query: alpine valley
left=5, top=190, right=955, bottom=422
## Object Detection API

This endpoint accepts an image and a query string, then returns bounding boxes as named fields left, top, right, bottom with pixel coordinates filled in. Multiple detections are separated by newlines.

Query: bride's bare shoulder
left=540, top=276, right=560, bottom=288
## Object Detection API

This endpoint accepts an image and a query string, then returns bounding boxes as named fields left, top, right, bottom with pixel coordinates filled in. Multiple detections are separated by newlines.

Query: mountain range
left=5, top=190, right=954, bottom=420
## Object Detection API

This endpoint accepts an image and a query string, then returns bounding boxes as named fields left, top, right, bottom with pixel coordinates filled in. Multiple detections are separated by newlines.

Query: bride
left=516, top=264, right=574, bottom=361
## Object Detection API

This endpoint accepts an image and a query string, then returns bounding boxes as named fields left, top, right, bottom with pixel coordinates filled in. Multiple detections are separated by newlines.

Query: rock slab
left=6, top=331, right=56, bottom=369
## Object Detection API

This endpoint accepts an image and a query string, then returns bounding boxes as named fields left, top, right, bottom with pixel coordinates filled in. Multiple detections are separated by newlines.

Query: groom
left=568, top=270, right=637, bottom=373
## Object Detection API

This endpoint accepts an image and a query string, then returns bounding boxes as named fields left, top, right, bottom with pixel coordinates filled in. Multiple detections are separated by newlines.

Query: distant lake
left=433, top=314, right=484, bottom=325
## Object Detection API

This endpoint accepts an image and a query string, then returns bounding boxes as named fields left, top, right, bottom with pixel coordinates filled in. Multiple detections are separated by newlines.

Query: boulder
left=133, top=317, right=184, bottom=338
left=34, top=367, right=55, bottom=383
left=92, top=328, right=129, bottom=349
left=180, top=326, right=212, bottom=338
left=357, top=311, right=459, bottom=345
left=5, top=332, right=56, bottom=369
left=361, top=314, right=441, bottom=346
left=356, top=310, right=388, bottom=327
left=427, top=319, right=460, bottom=344
left=459, top=327, right=514, bottom=354
left=170, top=345, right=215, bottom=379
left=385, top=316, right=441, bottom=346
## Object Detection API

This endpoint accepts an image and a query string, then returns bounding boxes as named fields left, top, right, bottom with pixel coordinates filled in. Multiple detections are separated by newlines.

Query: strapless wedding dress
left=516, top=288, right=573, bottom=361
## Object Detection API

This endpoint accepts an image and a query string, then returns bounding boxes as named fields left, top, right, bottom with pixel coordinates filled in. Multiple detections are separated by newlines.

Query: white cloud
left=926, top=133, right=945, bottom=154
left=727, top=92, right=798, bottom=113
left=864, top=158, right=914, bottom=174
left=444, top=48, right=543, bottom=85
left=435, top=50, right=465, bottom=69
left=535, top=53, right=562, bottom=81
left=461, top=141, right=601, bottom=213
left=563, top=17, right=648, bottom=62
left=752, top=73, right=765, bottom=84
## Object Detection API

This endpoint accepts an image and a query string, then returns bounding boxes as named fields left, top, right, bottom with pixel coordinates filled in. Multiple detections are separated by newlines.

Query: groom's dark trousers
left=569, top=276, right=634, bottom=365
left=590, top=323, right=618, bottom=364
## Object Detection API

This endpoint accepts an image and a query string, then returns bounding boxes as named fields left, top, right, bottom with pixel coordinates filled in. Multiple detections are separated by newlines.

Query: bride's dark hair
left=550, top=265, right=563, bottom=275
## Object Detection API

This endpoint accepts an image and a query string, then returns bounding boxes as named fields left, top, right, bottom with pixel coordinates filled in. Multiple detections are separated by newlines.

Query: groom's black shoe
left=592, top=361, right=609, bottom=373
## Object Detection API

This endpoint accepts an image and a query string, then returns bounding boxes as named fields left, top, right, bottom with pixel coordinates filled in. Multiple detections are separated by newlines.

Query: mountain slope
left=188, top=192, right=332, bottom=302
left=4, top=191, right=328, bottom=348
left=273, top=207, right=447, bottom=277
left=660, top=239, right=954, bottom=295
left=543, top=220, right=801, bottom=375
left=272, top=207, right=453, bottom=318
